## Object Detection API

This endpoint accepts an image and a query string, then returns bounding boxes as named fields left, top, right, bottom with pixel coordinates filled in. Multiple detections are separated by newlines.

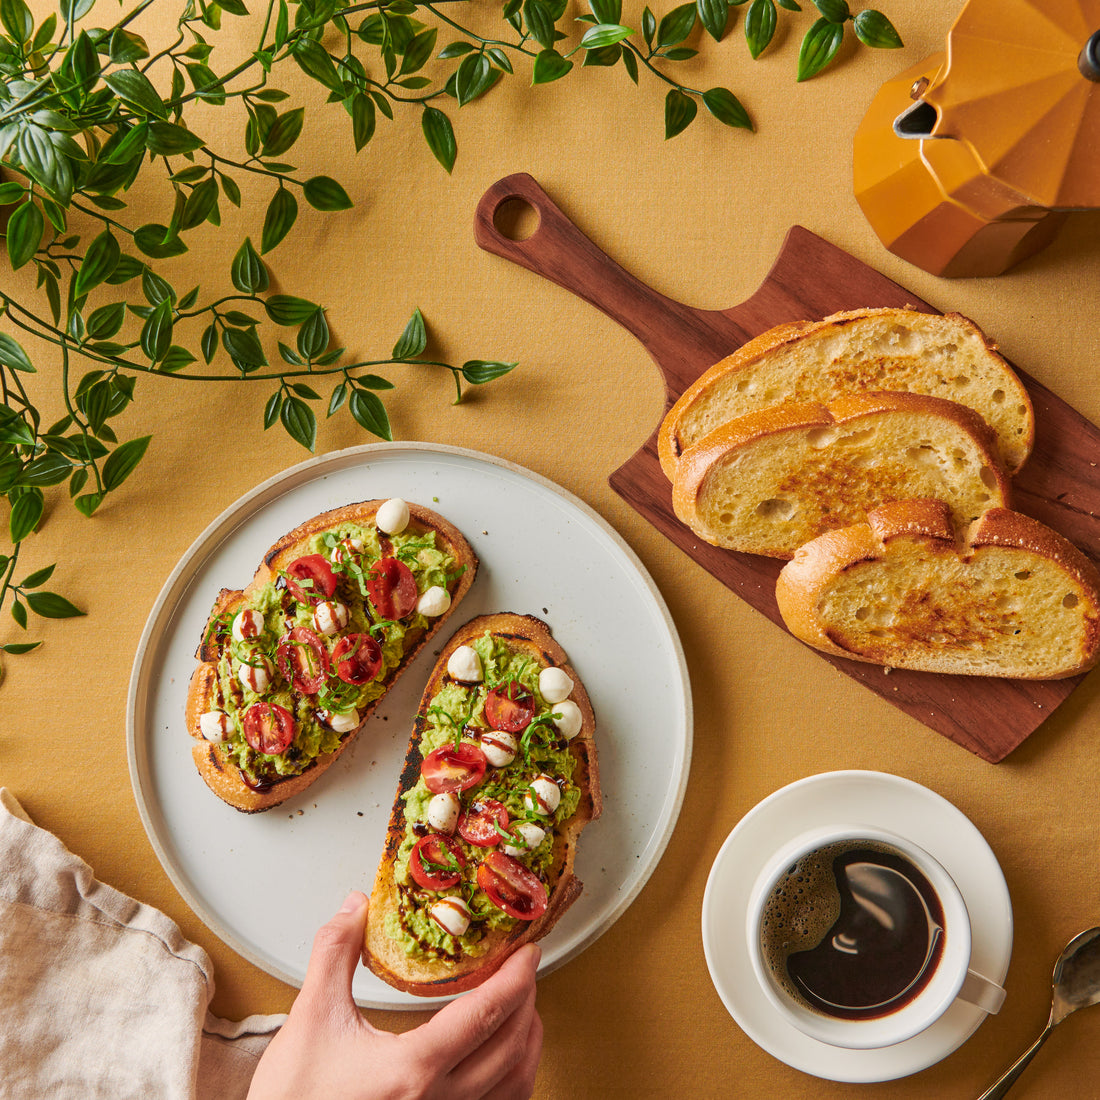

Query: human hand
left=246, top=891, right=543, bottom=1100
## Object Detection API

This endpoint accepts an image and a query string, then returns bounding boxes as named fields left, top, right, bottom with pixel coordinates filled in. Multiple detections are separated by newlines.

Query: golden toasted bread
left=775, top=500, right=1100, bottom=678
left=364, top=613, right=600, bottom=996
left=658, top=307, right=1033, bottom=478
left=186, top=499, right=477, bottom=812
left=671, top=391, right=1010, bottom=558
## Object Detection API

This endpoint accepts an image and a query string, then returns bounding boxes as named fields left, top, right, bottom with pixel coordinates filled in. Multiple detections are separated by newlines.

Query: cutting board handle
left=474, top=173, right=738, bottom=394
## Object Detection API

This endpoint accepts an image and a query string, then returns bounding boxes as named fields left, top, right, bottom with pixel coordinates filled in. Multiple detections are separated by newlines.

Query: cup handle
left=959, top=969, right=1006, bottom=1015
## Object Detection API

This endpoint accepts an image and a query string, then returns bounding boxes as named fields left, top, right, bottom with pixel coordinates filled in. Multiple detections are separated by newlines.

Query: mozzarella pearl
left=503, top=822, right=546, bottom=859
left=376, top=498, right=410, bottom=535
left=417, top=585, right=451, bottom=617
left=538, top=667, right=573, bottom=704
left=198, top=711, right=232, bottom=743
left=319, top=708, right=359, bottom=734
left=480, top=730, right=517, bottom=768
left=427, top=791, right=460, bottom=834
left=232, top=609, right=264, bottom=641
left=237, top=657, right=272, bottom=694
left=551, top=699, right=584, bottom=741
left=447, top=645, right=483, bottom=683
left=312, top=600, right=349, bottom=636
left=429, top=896, right=471, bottom=937
left=333, top=536, right=366, bottom=564
left=525, top=774, right=561, bottom=816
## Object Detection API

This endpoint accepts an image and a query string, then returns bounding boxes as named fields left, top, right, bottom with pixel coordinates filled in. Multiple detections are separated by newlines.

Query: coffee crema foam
left=759, top=839, right=901, bottom=1009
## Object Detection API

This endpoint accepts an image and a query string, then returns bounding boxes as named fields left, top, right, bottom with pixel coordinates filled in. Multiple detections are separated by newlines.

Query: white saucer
left=701, top=771, right=1013, bottom=1083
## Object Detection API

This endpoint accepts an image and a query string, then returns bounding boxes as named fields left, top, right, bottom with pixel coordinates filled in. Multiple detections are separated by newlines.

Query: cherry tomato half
left=409, top=834, right=466, bottom=891
left=331, top=632, right=383, bottom=685
left=242, top=701, right=296, bottom=756
left=276, top=627, right=330, bottom=694
left=457, top=798, right=510, bottom=847
left=284, top=554, right=338, bottom=606
left=476, top=851, right=549, bottom=921
left=367, top=557, right=418, bottom=619
left=421, top=741, right=487, bottom=794
left=484, top=680, right=536, bottom=733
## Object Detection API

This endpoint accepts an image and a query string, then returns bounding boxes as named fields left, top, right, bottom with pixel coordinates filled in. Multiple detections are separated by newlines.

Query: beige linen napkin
left=0, top=788, right=284, bottom=1100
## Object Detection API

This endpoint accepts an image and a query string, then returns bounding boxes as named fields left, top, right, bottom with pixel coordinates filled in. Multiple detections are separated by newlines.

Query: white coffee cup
left=746, top=824, right=1005, bottom=1049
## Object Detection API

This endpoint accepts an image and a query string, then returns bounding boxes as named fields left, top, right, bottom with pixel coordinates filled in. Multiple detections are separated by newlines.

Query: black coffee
left=759, top=840, right=945, bottom=1021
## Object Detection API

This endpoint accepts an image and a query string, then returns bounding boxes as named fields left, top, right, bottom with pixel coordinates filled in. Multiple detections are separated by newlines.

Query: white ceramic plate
left=701, top=771, right=1013, bottom=1083
left=127, top=443, right=691, bottom=1009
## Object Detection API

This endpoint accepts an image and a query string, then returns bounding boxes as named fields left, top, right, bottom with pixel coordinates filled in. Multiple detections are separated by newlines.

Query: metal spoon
left=977, top=927, right=1100, bottom=1099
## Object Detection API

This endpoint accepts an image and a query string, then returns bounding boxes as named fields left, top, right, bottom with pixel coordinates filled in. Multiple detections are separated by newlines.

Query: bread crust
left=775, top=500, right=1100, bottom=678
left=364, top=613, right=600, bottom=996
left=670, top=391, right=1011, bottom=558
left=186, top=500, right=478, bottom=813
left=658, top=307, right=1033, bottom=478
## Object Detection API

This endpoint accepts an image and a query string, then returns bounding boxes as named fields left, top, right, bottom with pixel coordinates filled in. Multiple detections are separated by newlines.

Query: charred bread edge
left=657, top=307, right=1034, bottom=479
left=670, top=391, right=1013, bottom=556
left=775, top=500, right=1100, bottom=677
left=364, top=611, right=600, bottom=997
left=185, top=500, right=479, bottom=813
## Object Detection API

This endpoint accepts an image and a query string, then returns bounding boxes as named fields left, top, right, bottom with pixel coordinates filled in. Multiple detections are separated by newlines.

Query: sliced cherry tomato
left=476, top=851, right=549, bottom=921
left=484, top=680, right=536, bottom=733
left=409, top=834, right=466, bottom=891
left=458, top=798, right=510, bottom=847
left=276, top=627, right=330, bottom=694
left=367, top=557, right=418, bottom=619
left=242, top=701, right=296, bottom=756
left=284, top=554, right=338, bottom=606
left=331, top=632, right=383, bottom=685
left=422, top=741, right=487, bottom=794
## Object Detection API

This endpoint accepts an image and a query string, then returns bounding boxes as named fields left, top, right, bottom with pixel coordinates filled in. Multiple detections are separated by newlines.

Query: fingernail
left=339, top=890, right=366, bottom=914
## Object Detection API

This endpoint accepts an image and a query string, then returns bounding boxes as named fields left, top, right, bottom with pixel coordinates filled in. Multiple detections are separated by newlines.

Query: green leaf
left=797, top=16, right=844, bottom=79
left=350, top=92, right=376, bottom=151
left=280, top=395, right=316, bottom=450
left=303, top=175, right=353, bottom=211
left=852, top=9, right=901, bottom=48
left=101, top=435, right=152, bottom=492
left=297, top=309, right=329, bottom=359
left=263, top=391, right=282, bottom=429
left=1, top=0, right=33, bottom=42
left=664, top=88, right=697, bottom=138
left=140, top=299, right=173, bottom=362
left=590, top=0, right=622, bottom=23
left=222, top=326, right=267, bottom=368
left=74, top=229, right=120, bottom=297
left=523, top=0, right=556, bottom=50
left=278, top=341, right=303, bottom=365
left=702, top=87, right=753, bottom=129
left=293, top=38, right=345, bottom=93
left=159, top=345, right=197, bottom=373
left=85, top=301, right=127, bottom=340
left=11, top=599, right=26, bottom=629
left=400, top=27, right=437, bottom=74
left=438, top=41, right=475, bottom=59
left=134, top=224, right=188, bottom=259
left=2, top=641, right=41, bottom=655
left=231, top=237, right=268, bottom=293
left=422, top=106, right=456, bottom=173
left=142, top=268, right=175, bottom=304
left=261, top=107, right=304, bottom=157
left=20, top=562, right=55, bottom=589
left=349, top=388, right=392, bottom=440
left=813, top=0, right=849, bottom=20
left=9, top=491, right=43, bottom=542
left=201, top=322, right=218, bottom=364
left=532, top=48, right=573, bottom=84
left=696, top=0, right=728, bottom=40
left=264, top=295, right=319, bottom=325
left=25, top=591, right=85, bottom=619
left=21, top=452, right=72, bottom=487
left=260, top=188, right=297, bottom=254
left=5, top=200, right=44, bottom=270
left=392, top=308, right=427, bottom=358
left=745, top=0, right=776, bottom=57
left=0, top=333, right=34, bottom=373
left=180, top=178, right=219, bottom=230
left=110, top=27, right=150, bottom=63
left=327, top=382, right=347, bottom=416
left=104, top=69, right=167, bottom=119
left=656, top=2, right=696, bottom=46
left=455, top=52, right=497, bottom=105
left=579, top=22, right=632, bottom=48
left=461, top=360, right=518, bottom=384
left=74, top=492, right=103, bottom=517
left=0, top=181, right=25, bottom=205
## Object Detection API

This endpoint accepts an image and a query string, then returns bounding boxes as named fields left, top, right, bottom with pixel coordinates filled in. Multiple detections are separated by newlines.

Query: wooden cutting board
left=474, top=172, right=1100, bottom=762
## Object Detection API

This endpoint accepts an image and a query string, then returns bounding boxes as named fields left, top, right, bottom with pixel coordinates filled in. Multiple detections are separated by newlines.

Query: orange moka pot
left=854, top=0, right=1100, bottom=277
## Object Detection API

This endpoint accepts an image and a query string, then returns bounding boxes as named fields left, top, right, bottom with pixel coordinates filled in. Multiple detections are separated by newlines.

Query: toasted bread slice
left=186, top=499, right=477, bottom=813
left=658, top=308, right=1034, bottom=478
left=671, top=391, right=1011, bottom=558
left=365, top=613, right=600, bottom=996
left=775, top=500, right=1100, bottom=678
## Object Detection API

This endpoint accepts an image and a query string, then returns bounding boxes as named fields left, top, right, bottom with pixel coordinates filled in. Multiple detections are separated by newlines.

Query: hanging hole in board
left=494, top=198, right=540, bottom=241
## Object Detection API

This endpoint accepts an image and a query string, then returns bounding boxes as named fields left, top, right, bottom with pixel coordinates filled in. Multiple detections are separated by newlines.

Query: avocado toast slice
left=365, top=613, right=600, bottom=995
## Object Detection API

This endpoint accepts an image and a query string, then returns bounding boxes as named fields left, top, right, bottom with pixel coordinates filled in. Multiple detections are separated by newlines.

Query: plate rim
left=126, top=440, right=693, bottom=1008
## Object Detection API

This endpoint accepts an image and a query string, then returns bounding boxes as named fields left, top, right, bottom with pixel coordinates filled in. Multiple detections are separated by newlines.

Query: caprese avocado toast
left=185, top=498, right=477, bottom=813
left=364, top=612, right=600, bottom=996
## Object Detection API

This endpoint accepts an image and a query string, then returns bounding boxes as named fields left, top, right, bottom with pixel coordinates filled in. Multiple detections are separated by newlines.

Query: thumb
left=295, top=891, right=370, bottom=1022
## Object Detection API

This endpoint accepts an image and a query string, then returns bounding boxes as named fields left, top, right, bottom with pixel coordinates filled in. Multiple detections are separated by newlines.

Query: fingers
left=418, top=944, right=542, bottom=1095
left=294, top=891, right=371, bottom=1026
left=480, top=1005, right=543, bottom=1100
